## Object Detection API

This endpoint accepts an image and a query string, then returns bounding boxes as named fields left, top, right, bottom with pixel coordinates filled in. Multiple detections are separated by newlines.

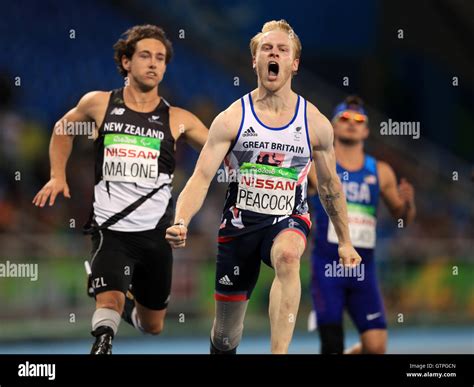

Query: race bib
left=236, top=162, right=298, bottom=216
left=102, top=133, right=160, bottom=185
left=327, top=202, right=376, bottom=248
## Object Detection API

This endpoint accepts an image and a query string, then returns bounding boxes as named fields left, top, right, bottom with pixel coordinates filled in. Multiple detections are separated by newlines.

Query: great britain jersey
left=219, top=92, right=313, bottom=237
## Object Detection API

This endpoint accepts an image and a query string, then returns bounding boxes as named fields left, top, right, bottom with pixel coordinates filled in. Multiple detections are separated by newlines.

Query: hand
left=165, top=223, right=188, bottom=249
left=398, top=178, right=415, bottom=206
left=32, top=178, right=71, bottom=207
left=338, top=243, right=362, bottom=268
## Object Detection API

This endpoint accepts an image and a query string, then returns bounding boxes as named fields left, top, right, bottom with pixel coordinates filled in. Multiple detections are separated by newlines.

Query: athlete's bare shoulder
left=209, top=97, right=244, bottom=142
left=78, top=91, right=109, bottom=109
left=168, top=105, right=206, bottom=128
left=169, top=105, right=193, bottom=119
left=222, top=97, right=244, bottom=127
left=75, top=91, right=110, bottom=123
left=168, top=105, right=198, bottom=130
left=305, top=100, right=333, bottom=151
left=168, top=105, right=208, bottom=147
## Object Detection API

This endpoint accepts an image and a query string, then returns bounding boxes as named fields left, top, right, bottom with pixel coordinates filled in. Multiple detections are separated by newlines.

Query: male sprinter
left=166, top=20, right=362, bottom=354
left=308, top=96, right=416, bottom=354
left=33, top=25, right=208, bottom=354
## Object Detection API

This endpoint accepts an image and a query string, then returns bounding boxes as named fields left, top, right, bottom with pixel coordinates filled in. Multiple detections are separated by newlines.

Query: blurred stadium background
left=0, top=0, right=472, bottom=353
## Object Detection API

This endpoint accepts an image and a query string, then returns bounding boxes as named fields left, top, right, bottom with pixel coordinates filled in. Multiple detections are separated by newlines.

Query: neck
left=254, top=79, right=294, bottom=113
left=125, top=80, right=159, bottom=104
left=335, top=140, right=365, bottom=169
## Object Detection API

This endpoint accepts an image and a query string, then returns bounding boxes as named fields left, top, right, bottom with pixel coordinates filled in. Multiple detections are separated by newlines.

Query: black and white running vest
left=87, top=88, right=175, bottom=232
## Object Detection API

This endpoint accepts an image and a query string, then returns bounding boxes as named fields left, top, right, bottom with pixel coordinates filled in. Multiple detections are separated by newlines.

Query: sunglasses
left=337, top=111, right=367, bottom=124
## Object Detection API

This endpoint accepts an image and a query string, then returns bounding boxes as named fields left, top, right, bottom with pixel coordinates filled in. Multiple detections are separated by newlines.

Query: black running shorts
left=89, top=225, right=172, bottom=310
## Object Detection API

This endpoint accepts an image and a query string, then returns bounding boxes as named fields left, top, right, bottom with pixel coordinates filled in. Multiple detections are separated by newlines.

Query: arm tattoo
left=323, top=192, right=341, bottom=216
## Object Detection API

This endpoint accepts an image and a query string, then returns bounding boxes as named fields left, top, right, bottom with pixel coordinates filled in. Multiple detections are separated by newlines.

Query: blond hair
left=250, top=19, right=302, bottom=59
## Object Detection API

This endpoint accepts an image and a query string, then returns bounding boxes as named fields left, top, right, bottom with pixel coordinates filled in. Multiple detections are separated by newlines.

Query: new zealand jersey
left=88, top=88, right=175, bottom=232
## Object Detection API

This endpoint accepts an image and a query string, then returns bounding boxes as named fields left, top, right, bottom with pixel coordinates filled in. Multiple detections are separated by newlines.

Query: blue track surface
left=0, top=328, right=472, bottom=354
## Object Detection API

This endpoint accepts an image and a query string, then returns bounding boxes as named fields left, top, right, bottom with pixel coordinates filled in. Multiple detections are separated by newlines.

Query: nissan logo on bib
left=102, top=133, right=161, bottom=185
left=236, top=162, right=298, bottom=216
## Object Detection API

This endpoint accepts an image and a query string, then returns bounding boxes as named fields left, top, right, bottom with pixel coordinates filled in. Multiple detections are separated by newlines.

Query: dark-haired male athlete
left=308, top=96, right=416, bottom=354
left=33, top=25, right=208, bottom=354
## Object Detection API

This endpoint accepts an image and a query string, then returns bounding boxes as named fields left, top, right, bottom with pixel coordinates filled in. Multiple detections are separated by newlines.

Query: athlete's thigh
left=310, top=252, right=346, bottom=325
left=215, top=231, right=264, bottom=301
left=270, top=229, right=306, bottom=268
left=345, top=258, right=387, bottom=333
left=90, top=229, right=136, bottom=296
left=131, top=227, right=173, bottom=311
left=261, top=215, right=310, bottom=267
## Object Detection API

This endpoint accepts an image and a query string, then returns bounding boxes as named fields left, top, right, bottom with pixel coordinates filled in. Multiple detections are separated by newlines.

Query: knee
left=141, top=319, right=164, bottom=335
left=273, top=246, right=300, bottom=276
left=96, top=292, right=125, bottom=314
left=363, top=341, right=386, bottom=354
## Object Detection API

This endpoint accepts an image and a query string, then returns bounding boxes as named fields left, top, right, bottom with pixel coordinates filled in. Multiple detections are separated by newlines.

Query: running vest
left=219, top=92, right=312, bottom=237
left=87, top=88, right=175, bottom=232
left=311, top=155, right=380, bottom=259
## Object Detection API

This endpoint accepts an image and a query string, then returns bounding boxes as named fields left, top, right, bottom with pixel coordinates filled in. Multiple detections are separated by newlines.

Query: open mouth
left=268, top=61, right=279, bottom=77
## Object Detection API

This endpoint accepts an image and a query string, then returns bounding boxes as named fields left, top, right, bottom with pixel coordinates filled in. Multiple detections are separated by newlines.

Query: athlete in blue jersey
left=308, top=96, right=416, bottom=354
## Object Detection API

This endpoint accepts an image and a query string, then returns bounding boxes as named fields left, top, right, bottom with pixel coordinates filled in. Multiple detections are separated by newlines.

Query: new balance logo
left=110, top=107, right=125, bottom=115
left=242, top=126, right=258, bottom=137
left=219, top=275, right=233, bottom=286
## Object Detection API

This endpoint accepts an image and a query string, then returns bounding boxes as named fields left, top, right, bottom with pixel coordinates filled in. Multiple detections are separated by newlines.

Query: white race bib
left=327, top=202, right=376, bottom=248
left=102, top=133, right=160, bottom=185
left=236, top=162, right=298, bottom=216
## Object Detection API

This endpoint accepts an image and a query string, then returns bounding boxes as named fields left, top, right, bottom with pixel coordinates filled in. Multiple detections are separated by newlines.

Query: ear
left=292, top=58, right=300, bottom=73
left=121, top=55, right=131, bottom=73
left=252, top=56, right=256, bottom=69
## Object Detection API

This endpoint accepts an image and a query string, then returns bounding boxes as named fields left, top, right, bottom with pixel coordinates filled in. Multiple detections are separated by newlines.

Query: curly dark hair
left=113, top=25, right=173, bottom=77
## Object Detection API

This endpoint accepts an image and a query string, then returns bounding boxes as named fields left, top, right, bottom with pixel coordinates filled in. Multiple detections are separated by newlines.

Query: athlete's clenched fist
left=165, top=222, right=188, bottom=248
left=338, top=243, right=362, bottom=268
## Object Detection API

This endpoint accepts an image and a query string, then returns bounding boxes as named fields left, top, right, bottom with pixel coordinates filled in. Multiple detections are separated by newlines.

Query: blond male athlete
left=166, top=20, right=362, bottom=354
